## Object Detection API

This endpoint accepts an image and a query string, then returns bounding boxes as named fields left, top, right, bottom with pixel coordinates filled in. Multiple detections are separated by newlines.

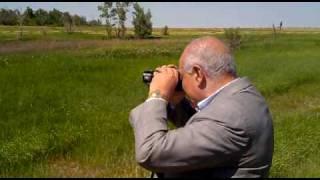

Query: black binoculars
left=142, top=69, right=183, bottom=91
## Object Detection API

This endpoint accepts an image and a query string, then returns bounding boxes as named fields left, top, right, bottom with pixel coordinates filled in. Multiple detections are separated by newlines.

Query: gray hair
left=183, top=38, right=237, bottom=79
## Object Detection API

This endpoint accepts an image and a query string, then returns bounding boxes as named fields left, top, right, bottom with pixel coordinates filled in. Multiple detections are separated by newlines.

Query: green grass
left=0, top=26, right=319, bottom=177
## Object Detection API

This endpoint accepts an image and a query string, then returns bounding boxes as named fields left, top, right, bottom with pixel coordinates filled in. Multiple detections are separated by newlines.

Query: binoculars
left=142, top=69, right=183, bottom=91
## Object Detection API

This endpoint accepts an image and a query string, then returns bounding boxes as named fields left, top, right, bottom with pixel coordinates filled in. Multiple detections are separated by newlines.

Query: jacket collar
left=204, top=77, right=253, bottom=109
left=196, top=77, right=242, bottom=111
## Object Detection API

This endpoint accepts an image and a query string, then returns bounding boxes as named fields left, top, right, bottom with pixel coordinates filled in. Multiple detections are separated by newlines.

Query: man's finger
left=170, top=67, right=179, bottom=79
left=167, top=64, right=177, bottom=69
left=155, top=66, right=161, bottom=72
left=167, top=67, right=178, bottom=81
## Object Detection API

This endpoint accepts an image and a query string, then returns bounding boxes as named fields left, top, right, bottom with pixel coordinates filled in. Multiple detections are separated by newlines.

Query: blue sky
left=1, top=2, right=320, bottom=28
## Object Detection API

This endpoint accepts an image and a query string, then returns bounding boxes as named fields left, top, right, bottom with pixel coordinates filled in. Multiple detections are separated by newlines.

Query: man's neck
left=189, top=75, right=237, bottom=106
left=195, top=76, right=239, bottom=111
left=204, top=75, right=236, bottom=98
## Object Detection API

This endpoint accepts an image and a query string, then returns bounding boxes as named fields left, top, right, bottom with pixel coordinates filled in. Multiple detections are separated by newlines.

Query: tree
left=48, top=8, right=63, bottom=26
left=63, top=12, right=74, bottom=33
left=81, top=16, right=88, bottom=25
left=162, top=25, right=169, bottom=36
left=34, top=8, right=49, bottom=26
left=72, top=14, right=87, bottom=26
left=23, top=6, right=36, bottom=26
left=16, top=9, right=25, bottom=40
left=33, top=9, right=49, bottom=36
left=72, top=14, right=81, bottom=26
left=98, top=2, right=114, bottom=39
left=113, top=2, right=132, bottom=39
left=0, top=7, right=89, bottom=27
left=0, top=8, right=18, bottom=25
left=88, top=19, right=102, bottom=26
left=132, top=3, right=152, bottom=39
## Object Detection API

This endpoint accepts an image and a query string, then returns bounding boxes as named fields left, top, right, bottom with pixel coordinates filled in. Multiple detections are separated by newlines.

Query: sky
left=1, top=2, right=320, bottom=28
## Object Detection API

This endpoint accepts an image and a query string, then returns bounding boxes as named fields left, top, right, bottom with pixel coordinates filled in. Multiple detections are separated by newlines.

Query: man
left=129, top=36, right=274, bottom=178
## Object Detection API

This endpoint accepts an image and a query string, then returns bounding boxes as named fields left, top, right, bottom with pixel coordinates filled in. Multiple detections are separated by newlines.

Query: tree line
left=0, top=2, right=155, bottom=39
left=0, top=7, right=102, bottom=27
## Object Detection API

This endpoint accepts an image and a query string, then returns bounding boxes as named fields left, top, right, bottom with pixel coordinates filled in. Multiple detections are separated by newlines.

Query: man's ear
left=192, top=65, right=206, bottom=87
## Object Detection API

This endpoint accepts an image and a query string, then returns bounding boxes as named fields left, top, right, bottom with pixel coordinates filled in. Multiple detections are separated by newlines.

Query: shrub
left=224, top=28, right=242, bottom=51
left=162, top=25, right=169, bottom=36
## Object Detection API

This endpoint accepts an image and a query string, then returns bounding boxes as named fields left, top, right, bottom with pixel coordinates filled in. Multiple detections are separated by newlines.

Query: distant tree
left=72, top=14, right=81, bottom=26
left=0, top=8, right=18, bottom=25
left=0, top=7, right=94, bottom=28
left=34, top=8, right=49, bottom=26
left=79, top=16, right=87, bottom=26
left=72, top=14, right=87, bottom=26
left=132, top=3, right=152, bottom=39
left=98, top=2, right=115, bottom=39
left=63, top=12, right=74, bottom=33
left=48, top=8, right=63, bottom=26
left=16, top=9, right=25, bottom=40
left=23, top=6, right=36, bottom=26
left=113, top=2, right=132, bottom=38
left=97, top=19, right=102, bottom=26
left=34, top=9, right=49, bottom=36
left=88, top=19, right=102, bottom=26
left=162, top=25, right=169, bottom=36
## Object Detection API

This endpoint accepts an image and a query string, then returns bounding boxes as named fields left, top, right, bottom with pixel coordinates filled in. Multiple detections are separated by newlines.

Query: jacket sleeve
left=129, top=99, right=249, bottom=173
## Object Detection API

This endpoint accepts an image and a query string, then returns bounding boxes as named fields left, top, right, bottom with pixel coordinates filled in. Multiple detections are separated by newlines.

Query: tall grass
left=0, top=28, right=319, bottom=177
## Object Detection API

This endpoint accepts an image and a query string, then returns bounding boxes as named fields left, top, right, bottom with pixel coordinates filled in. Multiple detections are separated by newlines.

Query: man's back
left=130, top=77, right=274, bottom=178
left=162, top=77, right=274, bottom=177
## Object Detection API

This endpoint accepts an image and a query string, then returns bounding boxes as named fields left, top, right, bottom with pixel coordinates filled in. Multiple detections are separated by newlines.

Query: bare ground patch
left=47, top=156, right=105, bottom=177
left=46, top=155, right=149, bottom=177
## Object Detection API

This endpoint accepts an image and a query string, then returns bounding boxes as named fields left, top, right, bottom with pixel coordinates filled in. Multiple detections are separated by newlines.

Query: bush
left=224, top=28, right=242, bottom=51
left=162, top=25, right=169, bottom=36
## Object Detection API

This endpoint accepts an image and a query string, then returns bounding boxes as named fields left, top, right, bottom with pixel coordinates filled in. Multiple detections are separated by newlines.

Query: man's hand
left=149, top=65, right=179, bottom=102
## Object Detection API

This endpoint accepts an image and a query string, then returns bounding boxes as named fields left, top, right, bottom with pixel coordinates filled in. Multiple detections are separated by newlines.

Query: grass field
left=0, top=25, right=319, bottom=177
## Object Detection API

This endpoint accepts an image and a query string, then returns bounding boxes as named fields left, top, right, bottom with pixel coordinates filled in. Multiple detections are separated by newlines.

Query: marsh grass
left=0, top=26, right=319, bottom=177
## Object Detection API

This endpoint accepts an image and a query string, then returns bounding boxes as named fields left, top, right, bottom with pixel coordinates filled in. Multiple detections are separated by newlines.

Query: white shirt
left=195, top=78, right=240, bottom=112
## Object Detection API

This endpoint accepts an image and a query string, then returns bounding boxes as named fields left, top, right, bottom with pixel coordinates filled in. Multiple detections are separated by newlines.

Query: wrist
left=148, top=90, right=169, bottom=101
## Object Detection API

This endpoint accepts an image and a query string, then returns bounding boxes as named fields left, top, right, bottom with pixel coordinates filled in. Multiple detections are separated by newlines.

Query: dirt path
left=47, top=156, right=105, bottom=177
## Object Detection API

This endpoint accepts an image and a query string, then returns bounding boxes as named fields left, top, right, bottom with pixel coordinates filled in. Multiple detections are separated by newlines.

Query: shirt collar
left=196, top=77, right=240, bottom=112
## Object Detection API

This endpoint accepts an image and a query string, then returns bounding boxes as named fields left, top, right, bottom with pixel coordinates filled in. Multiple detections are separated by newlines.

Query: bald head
left=180, top=36, right=237, bottom=79
left=183, top=36, right=230, bottom=56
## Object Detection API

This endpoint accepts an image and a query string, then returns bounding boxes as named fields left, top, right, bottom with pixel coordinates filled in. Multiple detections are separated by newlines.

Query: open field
left=0, top=26, right=319, bottom=177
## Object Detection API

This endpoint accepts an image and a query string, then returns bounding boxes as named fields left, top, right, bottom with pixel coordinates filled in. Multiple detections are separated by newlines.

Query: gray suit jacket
left=129, top=77, right=274, bottom=178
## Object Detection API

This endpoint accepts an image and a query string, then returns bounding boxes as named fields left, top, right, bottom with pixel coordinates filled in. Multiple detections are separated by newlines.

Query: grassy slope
left=0, top=27, right=319, bottom=177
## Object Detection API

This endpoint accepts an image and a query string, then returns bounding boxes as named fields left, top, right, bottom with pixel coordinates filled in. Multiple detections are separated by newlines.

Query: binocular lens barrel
left=142, top=70, right=154, bottom=84
left=142, top=70, right=183, bottom=91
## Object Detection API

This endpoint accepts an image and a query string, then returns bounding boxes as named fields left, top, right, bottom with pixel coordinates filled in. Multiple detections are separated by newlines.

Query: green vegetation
left=1, top=2, right=153, bottom=40
left=0, top=7, right=90, bottom=26
left=162, top=25, right=169, bottom=36
left=0, top=26, right=319, bottom=177
left=132, top=3, right=153, bottom=38
left=224, top=27, right=242, bottom=51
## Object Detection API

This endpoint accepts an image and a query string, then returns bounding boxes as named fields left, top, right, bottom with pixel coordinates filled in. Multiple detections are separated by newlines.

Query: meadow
left=0, top=25, right=319, bottom=177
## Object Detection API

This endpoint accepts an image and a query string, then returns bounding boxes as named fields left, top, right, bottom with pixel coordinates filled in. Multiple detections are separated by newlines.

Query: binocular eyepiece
left=142, top=69, right=183, bottom=91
